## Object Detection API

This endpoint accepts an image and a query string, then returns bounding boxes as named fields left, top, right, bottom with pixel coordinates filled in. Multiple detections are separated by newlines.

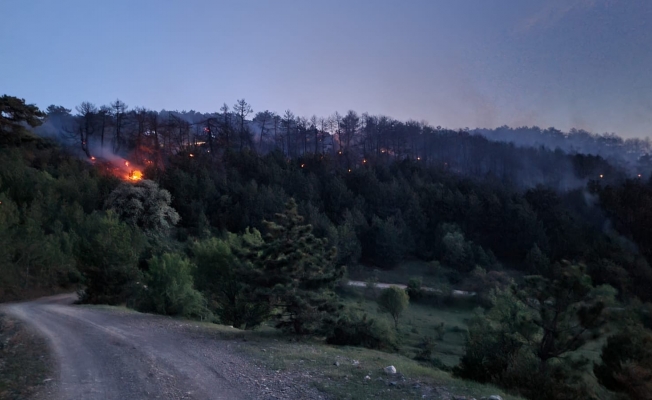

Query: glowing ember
left=599, top=174, right=604, bottom=178
left=91, top=156, right=96, bottom=161
left=301, top=163, right=305, bottom=168
left=189, top=153, right=194, bottom=157
left=128, top=170, right=143, bottom=181
left=125, top=161, right=130, bottom=167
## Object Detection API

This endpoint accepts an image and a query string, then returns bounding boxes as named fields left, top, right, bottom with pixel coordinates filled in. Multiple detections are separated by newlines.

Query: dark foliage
left=595, top=326, right=652, bottom=400
left=326, top=311, right=397, bottom=351
left=241, top=199, right=345, bottom=334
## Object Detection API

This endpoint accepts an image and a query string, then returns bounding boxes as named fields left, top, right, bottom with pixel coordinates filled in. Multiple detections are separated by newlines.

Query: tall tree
left=219, top=103, right=231, bottom=149
left=233, top=99, right=253, bottom=151
left=513, top=264, right=615, bottom=370
left=110, top=99, right=128, bottom=154
left=74, top=101, right=97, bottom=157
left=296, top=116, right=308, bottom=155
left=97, top=105, right=111, bottom=150
left=243, top=199, right=344, bottom=334
left=0, top=95, right=45, bottom=143
left=310, top=115, right=319, bottom=154
left=131, top=107, right=149, bottom=163
left=147, top=110, right=164, bottom=167
left=254, top=110, right=273, bottom=151
left=455, top=268, right=615, bottom=399
left=192, top=231, right=269, bottom=329
left=272, top=113, right=281, bottom=150
left=333, top=111, right=342, bottom=155
left=281, top=110, right=294, bottom=156
left=340, top=110, right=359, bottom=156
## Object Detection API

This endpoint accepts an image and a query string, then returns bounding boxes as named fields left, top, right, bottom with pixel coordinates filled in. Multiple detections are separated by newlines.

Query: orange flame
left=128, top=170, right=143, bottom=181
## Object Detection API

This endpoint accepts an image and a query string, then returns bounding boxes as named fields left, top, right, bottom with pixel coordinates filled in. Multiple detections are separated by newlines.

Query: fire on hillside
left=89, top=157, right=144, bottom=182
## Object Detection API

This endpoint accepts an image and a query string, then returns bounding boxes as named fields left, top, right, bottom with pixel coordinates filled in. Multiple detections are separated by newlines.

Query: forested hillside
left=2, top=94, right=652, bottom=400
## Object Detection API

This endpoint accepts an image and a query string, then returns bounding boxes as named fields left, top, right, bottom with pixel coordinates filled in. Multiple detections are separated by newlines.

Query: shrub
left=434, top=322, right=446, bottom=341
left=406, top=277, right=424, bottom=301
left=427, top=260, right=442, bottom=276
left=326, top=311, right=397, bottom=351
left=414, top=336, right=436, bottom=361
left=138, top=253, right=208, bottom=319
left=430, top=357, right=451, bottom=371
left=453, top=314, right=523, bottom=384
left=594, top=326, right=652, bottom=400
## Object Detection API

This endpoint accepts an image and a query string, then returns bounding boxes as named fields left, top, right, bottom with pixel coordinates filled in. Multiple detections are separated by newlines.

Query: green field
left=338, top=284, right=474, bottom=367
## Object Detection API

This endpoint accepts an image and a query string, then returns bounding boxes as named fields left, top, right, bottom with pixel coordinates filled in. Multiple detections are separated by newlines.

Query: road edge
left=0, top=312, right=55, bottom=399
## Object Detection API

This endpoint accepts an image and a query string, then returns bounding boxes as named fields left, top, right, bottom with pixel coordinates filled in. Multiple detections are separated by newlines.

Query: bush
left=594, top=326, right=652, bottom=400
left=406, top=277, right=424, bottom=301
left=137, top=253, right=208, bottom=319
left=364, top=274, right=379, bottom=299
left=414, top=336, right=436, bottom=361
left=434, top=322, right=446, bottom=341
left=326, top=311, right=397, bottom=351
left=427, top=260, right=442, bottom=276
left=453, top=314, right=523, bottom=384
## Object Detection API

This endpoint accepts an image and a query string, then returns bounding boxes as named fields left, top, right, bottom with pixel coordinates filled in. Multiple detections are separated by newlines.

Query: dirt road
left=347, top=281, right=476, bottom=296
left=2, top=294, right=322, bottom=400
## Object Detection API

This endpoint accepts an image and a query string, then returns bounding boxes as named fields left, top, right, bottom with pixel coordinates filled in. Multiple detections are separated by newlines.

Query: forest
left=2, top=94, right=652, bottom=400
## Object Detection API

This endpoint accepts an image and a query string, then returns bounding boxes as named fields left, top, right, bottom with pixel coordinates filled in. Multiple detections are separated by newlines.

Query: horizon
left=2, top=0, right=652, bottom=139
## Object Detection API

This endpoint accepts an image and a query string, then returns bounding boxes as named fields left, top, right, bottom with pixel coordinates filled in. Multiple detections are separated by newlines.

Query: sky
left=2, top=0, right=652, bottom=138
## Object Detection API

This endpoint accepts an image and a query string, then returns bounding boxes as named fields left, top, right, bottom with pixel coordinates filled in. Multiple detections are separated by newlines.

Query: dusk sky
left=2, top=0, right=651, bottom=138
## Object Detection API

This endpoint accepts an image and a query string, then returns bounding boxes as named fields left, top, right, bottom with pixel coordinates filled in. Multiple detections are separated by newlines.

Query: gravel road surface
left=2, top=294, right=323, bottom=400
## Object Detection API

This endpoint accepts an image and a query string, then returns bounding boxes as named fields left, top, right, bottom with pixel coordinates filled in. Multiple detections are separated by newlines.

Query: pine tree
left=0, top=95, right=45, bottom=144
left=243, top=198, right=344, bottom=334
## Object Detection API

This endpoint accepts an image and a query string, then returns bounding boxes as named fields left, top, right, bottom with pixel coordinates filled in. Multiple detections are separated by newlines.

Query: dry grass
left=0, top=313, right=53, bottom=400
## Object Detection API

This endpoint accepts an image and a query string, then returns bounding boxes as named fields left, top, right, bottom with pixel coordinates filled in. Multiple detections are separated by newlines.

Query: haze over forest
left=32, top=99, right=652, bottom=194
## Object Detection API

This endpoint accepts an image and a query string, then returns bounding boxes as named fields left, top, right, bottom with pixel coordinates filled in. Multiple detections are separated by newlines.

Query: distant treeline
left=36, top=99, right=649, bottom=190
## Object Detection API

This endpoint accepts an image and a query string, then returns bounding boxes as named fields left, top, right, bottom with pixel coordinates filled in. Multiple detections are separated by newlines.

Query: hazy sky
left=2, top=0, right=651, bottom=138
